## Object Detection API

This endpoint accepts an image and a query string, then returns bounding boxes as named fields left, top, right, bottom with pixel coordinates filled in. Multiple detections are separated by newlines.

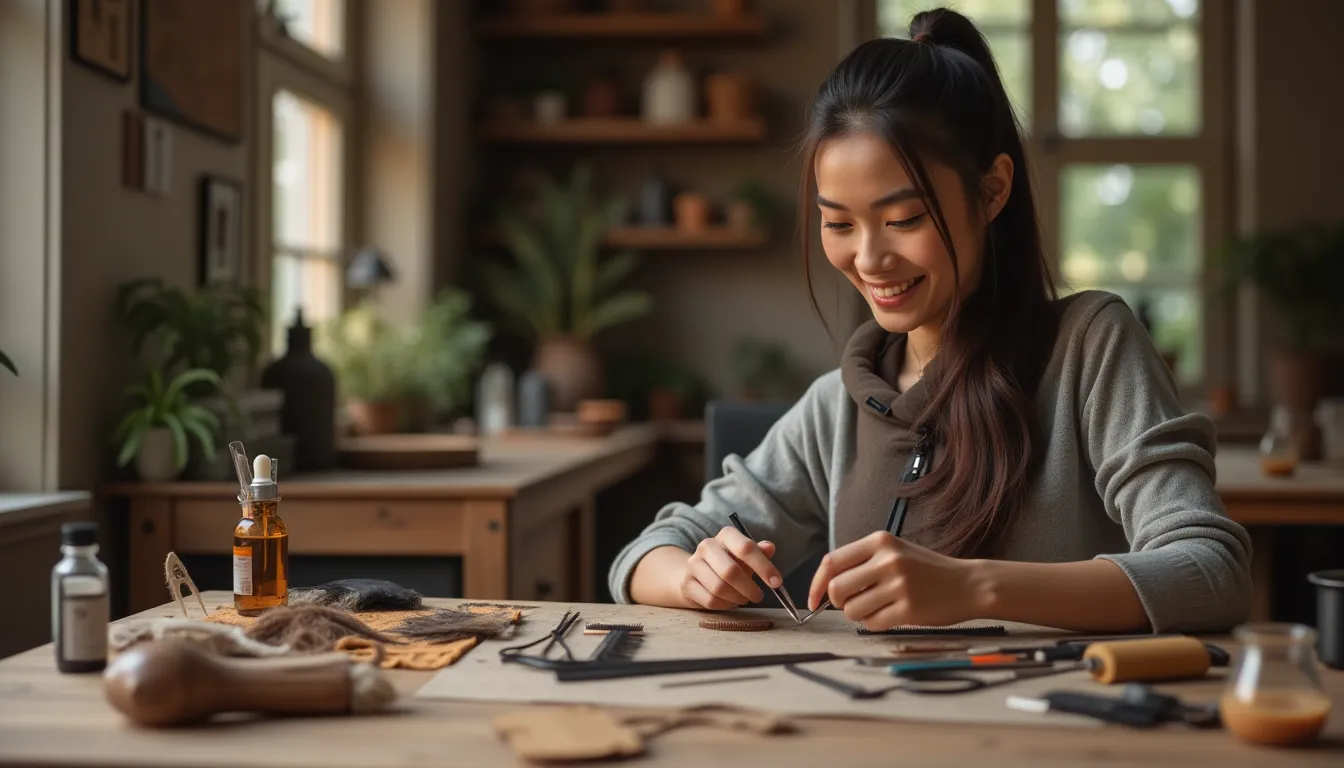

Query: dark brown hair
left=801, top=8, right=1059, bottom=558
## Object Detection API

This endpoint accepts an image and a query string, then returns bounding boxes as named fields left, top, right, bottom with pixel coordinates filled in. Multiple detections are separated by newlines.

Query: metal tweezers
left=499, top=609, right=582, bottom=669
left=728, top=513, right=813, bottom=624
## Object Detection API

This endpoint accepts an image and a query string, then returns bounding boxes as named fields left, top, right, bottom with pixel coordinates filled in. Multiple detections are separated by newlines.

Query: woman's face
left=814, top=130, right=1009, bottom=335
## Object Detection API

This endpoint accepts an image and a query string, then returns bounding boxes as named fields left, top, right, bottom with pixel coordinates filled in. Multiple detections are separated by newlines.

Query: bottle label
left=60, top=576, right=107, bottom=663
left=233, top=545, right=253, bottom=596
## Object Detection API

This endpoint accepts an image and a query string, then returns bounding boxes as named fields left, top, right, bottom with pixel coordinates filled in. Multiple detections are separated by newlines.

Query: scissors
left=784, top=661, right=1086, bottom=698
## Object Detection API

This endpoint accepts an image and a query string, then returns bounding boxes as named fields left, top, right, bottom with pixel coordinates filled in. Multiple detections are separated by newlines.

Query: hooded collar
left=840, top=319, right=935, bottom=435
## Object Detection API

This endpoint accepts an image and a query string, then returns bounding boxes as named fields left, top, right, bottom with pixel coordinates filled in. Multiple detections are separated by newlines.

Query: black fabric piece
left=287, top=578, right=423, bottom=611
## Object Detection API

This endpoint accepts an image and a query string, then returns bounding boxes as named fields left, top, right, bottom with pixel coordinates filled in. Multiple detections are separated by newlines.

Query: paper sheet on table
left=415, top=601, right=1116, bottom=727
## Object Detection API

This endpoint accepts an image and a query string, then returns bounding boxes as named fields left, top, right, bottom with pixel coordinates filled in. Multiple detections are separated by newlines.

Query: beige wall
left=55, top=5, right=253, bottom=492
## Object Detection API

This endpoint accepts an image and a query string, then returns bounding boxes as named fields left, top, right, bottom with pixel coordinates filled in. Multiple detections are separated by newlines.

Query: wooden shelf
left=478, top=117, right=765, bottom=144
left=475, top=13, right=767, bottom=40
left=479, top=226, right=767, bottom=251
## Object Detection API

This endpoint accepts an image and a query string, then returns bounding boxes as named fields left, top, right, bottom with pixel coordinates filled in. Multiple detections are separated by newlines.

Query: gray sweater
left=608, top=291, right=1253, bottom=633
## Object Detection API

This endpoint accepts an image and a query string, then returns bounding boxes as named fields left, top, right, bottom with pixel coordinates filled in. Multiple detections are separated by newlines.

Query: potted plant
left=113, top=367, right=222, bottom=482
left=726, top=178, right=777, bottom=234
left=315, top=301, right=411, bottom=435
left=1220, top=222, right=1344, bottom=458
left=732, top=338, right=802, bottom=403
left=480, top=166, right=654, bottom=412
left=401, top=289, right=493, bottom=430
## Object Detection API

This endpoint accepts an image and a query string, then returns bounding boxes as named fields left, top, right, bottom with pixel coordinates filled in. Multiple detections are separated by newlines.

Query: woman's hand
left=678, top=527, right=785, bottom=611
left=807, top=531, right=982, bottom=631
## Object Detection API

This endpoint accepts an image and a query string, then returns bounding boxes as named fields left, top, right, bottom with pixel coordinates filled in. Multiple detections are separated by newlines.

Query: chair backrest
left=704, top=400, right=792, bottom=482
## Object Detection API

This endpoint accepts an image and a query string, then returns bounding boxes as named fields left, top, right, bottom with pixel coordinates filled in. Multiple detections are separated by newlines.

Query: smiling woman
left=608, top=7, right=1251, bottom=636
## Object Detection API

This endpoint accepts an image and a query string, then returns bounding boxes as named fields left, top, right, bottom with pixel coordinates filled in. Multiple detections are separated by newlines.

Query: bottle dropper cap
left=249, top=454, right=278, bottom=501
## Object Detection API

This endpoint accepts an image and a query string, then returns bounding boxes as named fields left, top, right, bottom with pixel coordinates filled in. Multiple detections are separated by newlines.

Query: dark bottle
left=51, top=522, right=109, bottom=673
left=261, top=308, right=337, bottom=471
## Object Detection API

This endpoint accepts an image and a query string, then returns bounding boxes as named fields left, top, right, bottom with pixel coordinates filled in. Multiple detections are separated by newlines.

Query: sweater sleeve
left=606, top=373, right=840, bottom=604
left=1078, top=300, right=1253, bottom=633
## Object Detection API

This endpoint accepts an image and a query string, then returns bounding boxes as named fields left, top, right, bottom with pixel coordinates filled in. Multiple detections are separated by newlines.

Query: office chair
left=704, top=400, right=823, bottom=613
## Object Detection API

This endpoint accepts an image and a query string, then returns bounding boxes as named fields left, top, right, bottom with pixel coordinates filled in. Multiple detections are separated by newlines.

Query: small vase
left=1270, top=351, right=1326, bottom=460
left=705, top=73, right=753, bottom=122
left=533, top=337, right=603, bottom=414
left=674, top=192, right=711, bottom=233
left=347, top=400, right=401, bottom=435
left=726, top=199, right=756, bottom=232
left=582, top=77, right=622, bottom=118
left=641, top=50, right=696, bottom=125
left=639, top=173, right=671, bottom=227
left=534, top=91, right=568, bottom=124
left=134, top=427, right=180, bottom=482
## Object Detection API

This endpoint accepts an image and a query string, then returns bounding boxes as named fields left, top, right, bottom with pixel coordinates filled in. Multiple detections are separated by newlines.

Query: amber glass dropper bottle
left=233, top=453, right=289, bottom=616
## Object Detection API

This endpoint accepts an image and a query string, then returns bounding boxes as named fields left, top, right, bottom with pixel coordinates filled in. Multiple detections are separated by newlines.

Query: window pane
left=1059, top=26, right=1199, bottom=136
left=876, top=1, right=1031, bottom=126
left=1060, top=0, right=1199, bottom=26
left=272, top=89, right=344, bottom=352
left=1061, top=164, right=1202, bottom=384
left=273, top=0, right=345, bottom=59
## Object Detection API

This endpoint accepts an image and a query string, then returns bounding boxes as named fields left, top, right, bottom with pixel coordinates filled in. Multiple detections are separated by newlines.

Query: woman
left=608, top=8, right=1251, bottom=634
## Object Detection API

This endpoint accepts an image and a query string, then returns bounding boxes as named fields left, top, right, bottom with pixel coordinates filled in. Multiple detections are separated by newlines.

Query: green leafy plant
left=730, top=178, right=779, bottom=227
left=1218, top=222, right=1344, bottom=349
left=316, top=289, right=492, bottom=418
left=0, top=349, right=14, bottom=377
left=115, top=278, right=266, bottom=386
left=732, top=338, right=803, bottom=402
left=479, top=166, right=653, bottom=342
left=113, top=367, right=222, bottom=470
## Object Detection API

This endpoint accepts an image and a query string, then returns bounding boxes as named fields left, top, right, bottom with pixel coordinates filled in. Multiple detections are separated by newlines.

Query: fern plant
left=0, top=349, right=14, bottom=376
left=479, top=166, right=653, bottom=342
left=113, top=367, right=222, bottom=471
left=115, top=278, right=266, bottom=386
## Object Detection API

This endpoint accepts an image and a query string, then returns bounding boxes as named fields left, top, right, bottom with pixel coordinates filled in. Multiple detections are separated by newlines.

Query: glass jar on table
left=1220, top=623, right=1332, bottom=746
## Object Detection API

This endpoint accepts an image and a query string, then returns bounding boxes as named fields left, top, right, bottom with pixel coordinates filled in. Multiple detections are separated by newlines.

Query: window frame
left=252, top=4, right=357, bottom=355
left=855, top=0, right=1233, bottom=398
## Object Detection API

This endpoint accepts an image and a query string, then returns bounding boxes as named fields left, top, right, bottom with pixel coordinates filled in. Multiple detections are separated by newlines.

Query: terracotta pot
left=673, top=192, right=711, bottom=233
left=713, top=0, right=751, bottom=16
left=1270, top=351, right=1327, bottom=460
left=506, top=0, right=572, bottom=15
left=648, top=388, right=683, bottom=422
left=135, top=427, right=181, bottom=482
left=347, top=399, right=401, bottom=435
left=533, top=336, right=603, bottom=413
left=726, top=199, right=756, bottom=233
left=582, top=79, right=622, bottom=118
left=705, top=73, right=754, bottom=122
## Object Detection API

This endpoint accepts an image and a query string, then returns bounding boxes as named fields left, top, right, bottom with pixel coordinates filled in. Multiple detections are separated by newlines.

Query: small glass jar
left=1259, top=405, right=1299, bottom=477
left=1220, top=623, right=1332, bottom=746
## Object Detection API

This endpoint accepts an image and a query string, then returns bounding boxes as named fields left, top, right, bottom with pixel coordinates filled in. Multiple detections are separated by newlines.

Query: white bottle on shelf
left=642, top=50, right=696, bottom=125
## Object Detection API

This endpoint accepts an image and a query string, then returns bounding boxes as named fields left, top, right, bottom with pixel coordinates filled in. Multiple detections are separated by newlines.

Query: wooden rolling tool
left=103, top=640, right=396, bottom=727
left=1082, top=636, right=1212, bottom=684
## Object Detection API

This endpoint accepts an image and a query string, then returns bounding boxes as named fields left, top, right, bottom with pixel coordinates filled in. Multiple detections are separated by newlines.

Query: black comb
left=589, top=626, right=642, bottom=662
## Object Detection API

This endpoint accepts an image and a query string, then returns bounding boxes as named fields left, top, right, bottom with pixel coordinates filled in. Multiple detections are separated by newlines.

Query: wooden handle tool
left=103, top=640, right=396, bottom=727
left=1083, top=636, right=1211, bottom=684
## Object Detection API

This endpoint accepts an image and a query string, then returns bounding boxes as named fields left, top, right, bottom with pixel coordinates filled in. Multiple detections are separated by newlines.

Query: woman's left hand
left=807, top=531, right=982, bottom=631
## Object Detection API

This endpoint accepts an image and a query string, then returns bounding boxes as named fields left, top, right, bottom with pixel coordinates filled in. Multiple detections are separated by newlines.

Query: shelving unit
left=480, top=226, right=767, bottom=252
left=477, top=117, right=766, bottom=144
left=475, top=13, right=768, bottom=40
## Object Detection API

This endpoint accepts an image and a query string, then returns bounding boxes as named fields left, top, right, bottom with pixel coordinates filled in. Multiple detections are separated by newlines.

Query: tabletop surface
left=1215, top=446, right=1344, bottom=499
left=1, top=593, right=1341, bottom=768
left=100, top=424, right=660, bottom=499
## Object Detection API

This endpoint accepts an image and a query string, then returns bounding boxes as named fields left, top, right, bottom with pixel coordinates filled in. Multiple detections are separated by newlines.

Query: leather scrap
left=493, top=707, right=644, bottom=763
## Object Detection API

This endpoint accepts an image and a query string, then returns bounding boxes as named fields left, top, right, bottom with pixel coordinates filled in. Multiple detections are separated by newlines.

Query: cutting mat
left=414, top=601, right=1179, bottom=727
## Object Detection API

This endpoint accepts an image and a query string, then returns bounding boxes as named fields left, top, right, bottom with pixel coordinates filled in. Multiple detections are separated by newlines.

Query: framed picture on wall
left=199, top=175, right=243, bottom=286
left=71, top=0, right=133, bottom=81
left=141, top=0, right=245, bottom=141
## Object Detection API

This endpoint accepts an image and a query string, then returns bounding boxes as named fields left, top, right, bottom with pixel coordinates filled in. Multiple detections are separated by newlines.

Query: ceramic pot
left=1271, top=351, right=1326, bottom=460
left=726, top=199, right=756, bottom=232
left=347, top=399, right=401, bottom=435
left=642, top=50, right=696, bottom=125
left=639, top=173, right=671, bottom=226
left=674, top=192, right=711, bottom=233
left=705, top=73, right=753, bottom=122
left=135, top=427, right=180, bottom=482
left=533, top=336, right=603, bottom=413
left=713, top=0, right=751, bottom=16
left=534, top=91, right=568, bottom=124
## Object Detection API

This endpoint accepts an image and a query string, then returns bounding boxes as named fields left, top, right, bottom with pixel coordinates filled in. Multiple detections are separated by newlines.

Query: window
left=255, top=0, right=352, bottom=354
left=872, top=0, right=1226, bottom=389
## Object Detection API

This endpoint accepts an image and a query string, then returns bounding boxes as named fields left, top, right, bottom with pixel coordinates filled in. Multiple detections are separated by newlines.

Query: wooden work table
left=1, top=593, right=1342, bottom=767
left=103, top=426, right=660, bottom=613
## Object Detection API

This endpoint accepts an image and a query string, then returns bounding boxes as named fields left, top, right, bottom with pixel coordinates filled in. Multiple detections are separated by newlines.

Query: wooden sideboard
left=104, top=426, right=660, bottom=614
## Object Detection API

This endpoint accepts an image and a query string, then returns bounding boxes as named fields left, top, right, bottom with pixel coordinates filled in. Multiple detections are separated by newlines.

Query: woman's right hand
left=678, top=527, right=785, bottom=610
